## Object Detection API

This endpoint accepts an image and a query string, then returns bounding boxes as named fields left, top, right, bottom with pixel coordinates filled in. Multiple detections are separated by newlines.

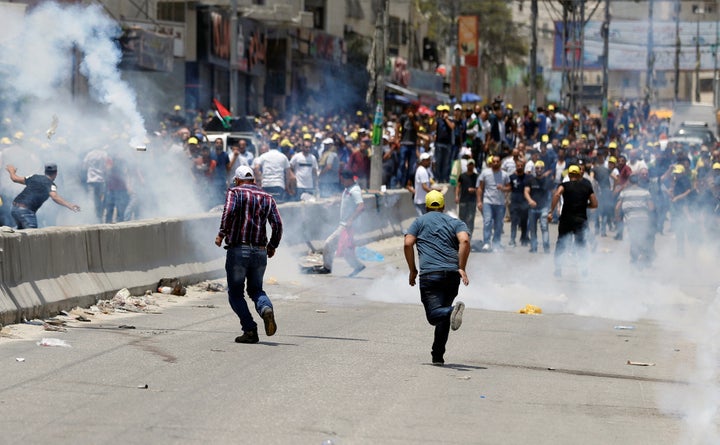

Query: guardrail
left=0, top=189, right=419, bottom=325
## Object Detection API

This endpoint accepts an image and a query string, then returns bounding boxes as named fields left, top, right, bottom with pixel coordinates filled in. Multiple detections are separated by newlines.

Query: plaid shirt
left=218, top=184, right=282, bottom=249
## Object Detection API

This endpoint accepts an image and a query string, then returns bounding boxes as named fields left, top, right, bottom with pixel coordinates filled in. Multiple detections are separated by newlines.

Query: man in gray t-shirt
left=476, top=155, right=510, bottom=251
left=404, top=190, right=470, bottom=366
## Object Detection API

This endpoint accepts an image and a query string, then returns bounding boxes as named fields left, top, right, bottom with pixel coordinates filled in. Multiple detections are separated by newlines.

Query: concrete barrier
left=0, top=189, right=421, bottom=325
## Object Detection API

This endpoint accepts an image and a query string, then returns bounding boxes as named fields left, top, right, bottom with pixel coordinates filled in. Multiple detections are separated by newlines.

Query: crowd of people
left=1, top=97, right=719, bottom=270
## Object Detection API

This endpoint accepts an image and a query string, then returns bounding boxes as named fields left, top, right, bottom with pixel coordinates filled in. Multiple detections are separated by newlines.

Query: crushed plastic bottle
left=158, top=286, right=173, bottom=294
left=37, top=338, right=71, bottom=348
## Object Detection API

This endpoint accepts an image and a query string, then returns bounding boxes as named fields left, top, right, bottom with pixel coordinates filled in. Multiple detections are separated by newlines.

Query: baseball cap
left=187, top=137, right=199, bottom=145
left=541, top=134, right=549, bottom=143
left=568, top=165, right=581, bottom=175
left=44, top=163, right=58, bottom=174
left=561, top=139, right=570, bottom=147
left=534, top=160, right=545, bottom=169
left=303, top=133, right=312, bottom=140
left=624, top=143, right=634, bottom=150
left=467, top=159, right=476, bottom=165
left=608, top=141, right=618, bottom=149
left=712, top=162, right=720, bottom=170
left=547, top=104, right=555, bottom=111
left=425, top=190, right=445, bottom=209
left=673, top=164, right=685, bottom=174
left=234, top=165, right=254, bottom=180
left=453, top=104, right=462, bottom=111
left=419, top=152, right=432, bottom=161
left=608, top=156, right=618, bottom=164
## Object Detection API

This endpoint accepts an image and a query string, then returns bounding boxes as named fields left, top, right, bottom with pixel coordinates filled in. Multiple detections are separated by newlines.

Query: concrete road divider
left=0, top=189, right=421, bottom=325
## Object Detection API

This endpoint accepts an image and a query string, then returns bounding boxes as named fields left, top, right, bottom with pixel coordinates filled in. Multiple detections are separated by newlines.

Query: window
left=389, top=16, right=400, bottom=47
left=156, top=1, right=185, bottom=23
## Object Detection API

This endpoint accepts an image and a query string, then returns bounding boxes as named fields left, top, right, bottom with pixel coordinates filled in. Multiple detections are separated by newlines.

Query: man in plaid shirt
left=215, top=165, right=283, bottom=344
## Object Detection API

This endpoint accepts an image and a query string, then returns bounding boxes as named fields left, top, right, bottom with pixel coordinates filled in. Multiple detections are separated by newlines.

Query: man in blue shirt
left=404, top=190, right=470, bottom=366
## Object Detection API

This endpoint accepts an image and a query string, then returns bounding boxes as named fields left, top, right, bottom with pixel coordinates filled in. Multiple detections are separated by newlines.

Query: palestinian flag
left=213, top=98, right=232, bottom=129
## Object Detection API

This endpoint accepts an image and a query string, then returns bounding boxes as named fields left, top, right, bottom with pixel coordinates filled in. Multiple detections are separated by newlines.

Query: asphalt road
left=1, top=222, right=718, bottom=445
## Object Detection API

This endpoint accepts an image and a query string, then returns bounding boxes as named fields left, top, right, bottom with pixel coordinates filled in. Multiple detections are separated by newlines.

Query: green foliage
left=417, top=0, right=529, bottom=86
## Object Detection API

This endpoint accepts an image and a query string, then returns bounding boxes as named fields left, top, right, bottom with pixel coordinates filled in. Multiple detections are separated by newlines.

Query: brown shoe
left=261, top=308, right=277, bottom=336
left=235, top=330, right=259, bottom=344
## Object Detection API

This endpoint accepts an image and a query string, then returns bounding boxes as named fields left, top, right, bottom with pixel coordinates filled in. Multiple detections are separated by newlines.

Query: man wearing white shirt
left=413, top=153, right=434, bottom=216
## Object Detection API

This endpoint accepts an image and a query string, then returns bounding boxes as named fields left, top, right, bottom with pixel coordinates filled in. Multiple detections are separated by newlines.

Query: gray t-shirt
left=477, top=168, right=510, bottom=205
left=407, top=211, right=468, bottom=275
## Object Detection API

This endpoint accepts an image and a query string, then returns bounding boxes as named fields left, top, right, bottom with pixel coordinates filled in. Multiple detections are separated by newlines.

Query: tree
left=418, top=0, right=528, bottom=98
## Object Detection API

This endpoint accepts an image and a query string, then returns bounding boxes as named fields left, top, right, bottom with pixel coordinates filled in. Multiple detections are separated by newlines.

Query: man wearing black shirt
left=548, top=164, right=598, bottom=276
left=6, top=163, right=80, bottom=229
left=454, top=159, right=478, bottom=235
left=508, top=160, right=529, bottom=247
left=525, top=160, right=554, bottom=253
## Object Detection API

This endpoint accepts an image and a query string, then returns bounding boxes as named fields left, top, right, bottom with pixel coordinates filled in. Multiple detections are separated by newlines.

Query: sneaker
left=481, top=243, right=491, bottom=252
left=431, top=356, right=445, bottom=366
left=304, top=266, right=331, bottom=274
left=348, top=264, right=366, bottom=277
left=508, top=240, right=516, bottom=247
left=528, top=247, right=537, bottom=253
left=261, top=308, right=277, bottom=336
left=235, top=330, right=259, bottom=344
left=450, top=301, right=465, bottom=331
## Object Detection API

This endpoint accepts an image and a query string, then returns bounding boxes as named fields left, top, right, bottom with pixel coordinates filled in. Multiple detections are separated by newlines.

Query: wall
left=0, top=189, right=418, bottom=325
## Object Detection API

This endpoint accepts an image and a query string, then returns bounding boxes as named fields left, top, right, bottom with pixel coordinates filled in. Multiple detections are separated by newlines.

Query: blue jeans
left=225, top=245, right=273, bottom=333
left=396, top=144, right=417, bottom=188
left=105, top=190, right=130, bottom=223
left=11, top=205, right=38, bottom=229
left=482, top=203, right=505, bottom=246
left=434, top=143, right=452, bottom=182
left=419, top=271, right=461, bottom=361
left=528, top=207, right=550, bottom=251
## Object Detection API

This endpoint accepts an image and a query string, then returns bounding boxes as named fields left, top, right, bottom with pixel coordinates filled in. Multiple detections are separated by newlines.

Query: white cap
left=322, top=138, right=334, bottom=145
left=460, top=147, right=472, bottom=157
left=454, top=104, right=462, bottom=111
left=234, top=165, right=254, bottom=180
left=419, top=152, right=432, bottom=161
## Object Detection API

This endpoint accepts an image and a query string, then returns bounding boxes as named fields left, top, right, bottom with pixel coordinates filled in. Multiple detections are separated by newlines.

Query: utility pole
left=369, top=0, right=388, bottom=191
left=715, top=0, right=719, bottom=109
left=601, top=0, right=609, bottom=120
left=694, top=5, right=705, bottom=103
left=646, top=0, right=654, bottom=104
left=530, top=0, right=538, bottom=112
left=453, top=0, right=461, bottom=101
left=578, top=0, right=585, bottom=126
left=229, top=0, right=238, bottom=115
left=674, top=0, right=680, bottom=102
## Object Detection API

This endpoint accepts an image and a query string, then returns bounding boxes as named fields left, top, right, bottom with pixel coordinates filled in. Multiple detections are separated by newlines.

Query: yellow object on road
left=518, top=304, right=542, bottom=314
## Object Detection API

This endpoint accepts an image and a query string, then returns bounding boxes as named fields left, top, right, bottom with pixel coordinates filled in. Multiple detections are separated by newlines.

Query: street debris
left=138, top=384, right=149, bottom=389
left=37, top=338, right=71, bottom=347
left=1, top=326, right=18, bottom=338
left=195, top=304, right=217, bottom=308
left=90, top=288, right=161, bottom=314
left=614, top=325, right=636, bottom=330
left=457, top=376, right=471, bottom=380
left=157, top=278, right=187, bottom=296
left=206, top=282, right=225, bottom=292
left=315, top=309, right=327, bottom=313
left=16, top=358, right=25, bottom=362
left=518, top=304, right=542, bottom=314
left=43, top=322, right=67, bottom=332
left=627, top=360, right=655, bottom=366
left=118, top=325, right=136, bottom=329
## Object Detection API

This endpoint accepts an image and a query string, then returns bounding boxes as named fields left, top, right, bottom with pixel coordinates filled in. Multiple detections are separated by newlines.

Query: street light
left=693, top=4, right=705, bottom=103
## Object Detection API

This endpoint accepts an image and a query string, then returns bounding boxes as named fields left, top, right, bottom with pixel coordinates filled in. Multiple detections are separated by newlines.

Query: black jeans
left=419, top=270, right=461, bottom=361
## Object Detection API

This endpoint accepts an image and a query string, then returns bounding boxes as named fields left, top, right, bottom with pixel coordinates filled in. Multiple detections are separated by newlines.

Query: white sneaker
left=450, top=302, right=465, bottom=331
left=481, top=243, right=491, bottom=252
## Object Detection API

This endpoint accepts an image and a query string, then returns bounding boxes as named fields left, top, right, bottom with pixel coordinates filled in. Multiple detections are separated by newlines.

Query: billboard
left=553, top=20, right=719, bottom=71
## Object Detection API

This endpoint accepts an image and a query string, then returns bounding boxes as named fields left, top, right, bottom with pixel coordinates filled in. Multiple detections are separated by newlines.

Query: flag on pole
left=213, top=98, right=232, bottom=129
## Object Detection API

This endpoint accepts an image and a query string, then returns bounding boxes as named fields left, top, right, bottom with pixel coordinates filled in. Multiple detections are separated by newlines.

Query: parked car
left=671, top=121, right=718, bottom=148
left=204, top=116, right=261, bottom=156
